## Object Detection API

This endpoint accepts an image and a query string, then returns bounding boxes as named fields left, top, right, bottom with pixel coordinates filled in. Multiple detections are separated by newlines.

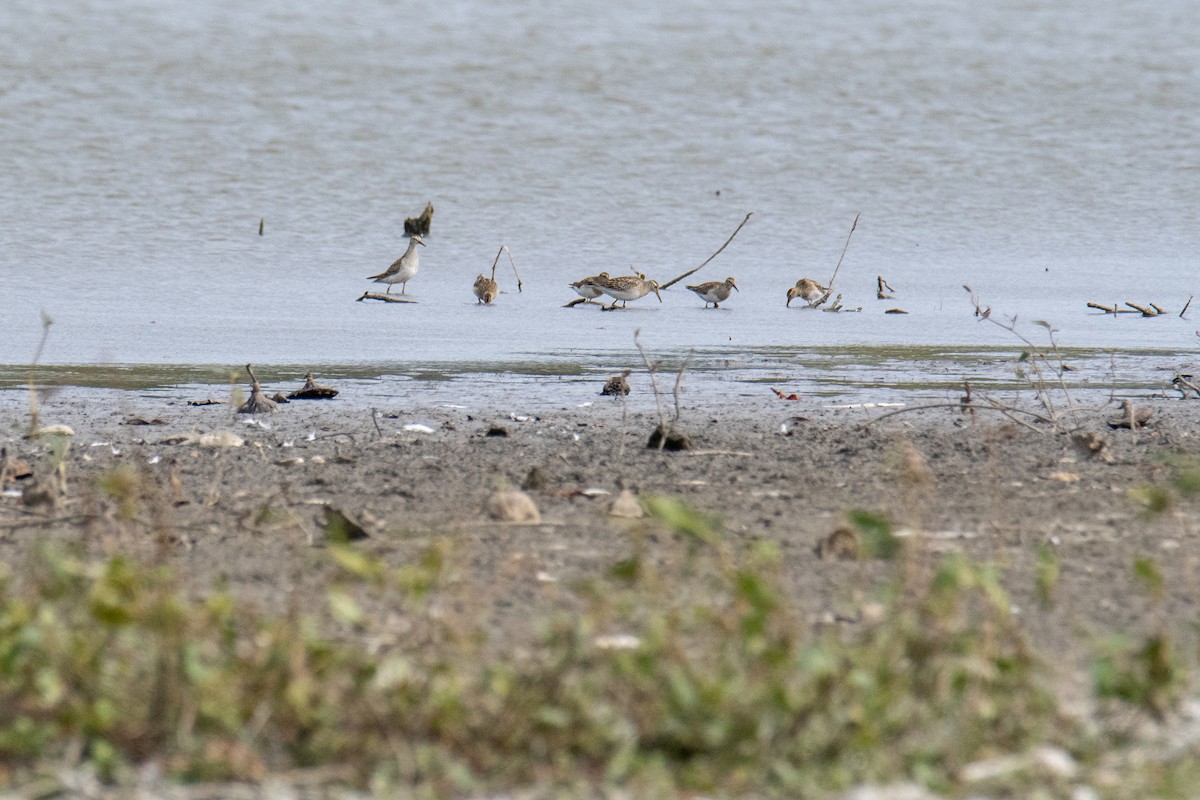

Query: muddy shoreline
left=3, top=385, right=1198, bottom=662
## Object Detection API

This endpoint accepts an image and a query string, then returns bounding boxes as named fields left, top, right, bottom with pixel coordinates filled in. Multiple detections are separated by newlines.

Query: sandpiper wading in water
left=368, top=235, right=426, bottom=294
left=686, top=276, right=739, bottom=308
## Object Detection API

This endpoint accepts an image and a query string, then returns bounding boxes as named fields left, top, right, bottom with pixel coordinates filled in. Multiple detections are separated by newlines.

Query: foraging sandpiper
left=367, top=235, right=426, bottom=294
left=786, top=277, right=829, bottom=307
left=473, top=274, right=499, bottom=304
left=686, top=276, right=739, bottom=308
left=568, top=272, right=611, bottom=303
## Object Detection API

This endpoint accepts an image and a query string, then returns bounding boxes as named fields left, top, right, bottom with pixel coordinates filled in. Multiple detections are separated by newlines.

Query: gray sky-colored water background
left=2, top=0, right=1198, bottom=397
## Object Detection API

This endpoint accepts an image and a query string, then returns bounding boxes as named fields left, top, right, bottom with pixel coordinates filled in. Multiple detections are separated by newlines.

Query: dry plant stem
left=26, top=313, right=52, bottom=434
left=825, top=212, right=860, bottom=290
left=672, top=352, right=692, bottom=423
left=861, top=401, right=1048, bottom=432
left=504, top=245, right=523, bottom=292
left=489, top=246, right=503, bottom=282
left=1181, top=296, right=1192, bottom=319
left=659, top=212, right=753, bottom=290
left=617, top=394, right=628, bottom=465
left=964, top=286, right=1074, bottom=426
left=633, top=329, right=666, bottom=431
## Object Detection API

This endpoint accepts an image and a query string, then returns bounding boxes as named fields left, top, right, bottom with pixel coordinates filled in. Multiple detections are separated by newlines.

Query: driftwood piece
left=238, top=364, right=279, bottom=414
left=357, top=291, right=416, bottom=303
left=1125, top=302, right=1160, bottom=317
left=1107, top=400, right=1152, bottom=429
left=403, top=202, right=434, bottom=237
left=1172, top=373, right=1200, bottom=399
left=884, top=308, right=908, bottom=315
left=288, top=372, right=339, bottom=400
left=876, top=275, right=895, bottom=300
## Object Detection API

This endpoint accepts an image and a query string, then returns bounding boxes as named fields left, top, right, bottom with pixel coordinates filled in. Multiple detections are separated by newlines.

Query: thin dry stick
left=26, top=312, right=53, bottom=434
left=860, top=401, right=1048, bottom=432
left=633, top=329, right=666, bottom=430
left=489, top=246, right=503, bottom=282
left=1181, top=296, right=1193, bottom=319
left=503, top=245, right=523, bottom=292
left=659, top=212, right=753, bottom=290
left=825, top=213, right=860, bottom=289
left=672, top=352, right=692, bottom=423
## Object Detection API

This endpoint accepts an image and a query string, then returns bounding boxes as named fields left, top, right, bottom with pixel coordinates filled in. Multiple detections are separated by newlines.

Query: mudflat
left=3, top=385, right=1196, bottom=672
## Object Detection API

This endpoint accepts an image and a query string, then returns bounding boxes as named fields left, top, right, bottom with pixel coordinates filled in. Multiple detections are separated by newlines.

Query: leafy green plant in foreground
left=0, top=497, right=1168, bottom=797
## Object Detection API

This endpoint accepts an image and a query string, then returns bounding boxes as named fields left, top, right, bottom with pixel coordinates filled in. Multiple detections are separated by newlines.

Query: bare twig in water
left=504, top=246, right=523, bottom=292
left=1125, top=302, right=1160, bottom=317
left=659, top=212, right=753, bottom=290
left=825, top=212, right=860, bottom=290
left=1086, top=302, right=1136, bottom=315
left=486, top=245, right=524, bottom=292
left=357, top=292, right=416, bottom=303
left=489, top=246, right=502, bottom=282
left=370, top=408, right=383, bottom=439
left=1181, top=296, right=1192, bottom=319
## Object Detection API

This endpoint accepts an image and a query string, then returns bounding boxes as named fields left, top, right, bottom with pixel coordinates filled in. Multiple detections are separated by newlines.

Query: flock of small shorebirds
left=366, top=233, right=834, bottom=310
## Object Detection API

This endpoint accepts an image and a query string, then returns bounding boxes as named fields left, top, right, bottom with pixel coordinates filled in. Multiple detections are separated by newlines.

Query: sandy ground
left=3, top=381, right=1199, bottom=683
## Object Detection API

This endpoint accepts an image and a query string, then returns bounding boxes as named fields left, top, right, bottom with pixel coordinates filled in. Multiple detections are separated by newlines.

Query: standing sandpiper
left=686, top=276, right=739, bottom=308
left=367, top=235, right=426, bottom=294
left=786, top=278, right=829, bottom=307
left=592, top=274, right=662, bottom=309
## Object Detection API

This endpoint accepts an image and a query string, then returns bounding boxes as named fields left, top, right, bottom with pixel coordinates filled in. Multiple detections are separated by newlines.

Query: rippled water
left=3, top=0, right=1199, bottom=384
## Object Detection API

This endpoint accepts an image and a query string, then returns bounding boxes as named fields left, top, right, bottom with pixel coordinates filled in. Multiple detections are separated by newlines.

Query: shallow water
left=3, top=0, right=1199, bottom=388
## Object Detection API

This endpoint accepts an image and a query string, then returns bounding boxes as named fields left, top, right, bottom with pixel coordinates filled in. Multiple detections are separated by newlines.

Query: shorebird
left=686, top=276, right=739, bottom=308
left=473, top=274, right=499, bottom=304
left=367, top=235, right=426, bottom=294
left=568, top=272, right=611, bottom=303
left=786, top=277, right=829, bottom=307
left=601, top=370, right=632, bottom=396
left=594, top=274, right=662, bottom=309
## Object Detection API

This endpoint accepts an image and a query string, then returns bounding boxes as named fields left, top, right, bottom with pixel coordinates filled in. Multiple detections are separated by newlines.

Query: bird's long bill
left=732, top=284, right=740, bottom=292
left=416, top=239, right=427, bottom=247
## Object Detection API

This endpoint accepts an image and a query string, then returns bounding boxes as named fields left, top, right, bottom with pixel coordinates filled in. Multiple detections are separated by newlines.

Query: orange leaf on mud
left=771, top=388, right=800, bottom=401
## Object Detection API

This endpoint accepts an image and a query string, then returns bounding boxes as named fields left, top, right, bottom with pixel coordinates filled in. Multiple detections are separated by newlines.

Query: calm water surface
left=2, top=0, right=1198, bottom=392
